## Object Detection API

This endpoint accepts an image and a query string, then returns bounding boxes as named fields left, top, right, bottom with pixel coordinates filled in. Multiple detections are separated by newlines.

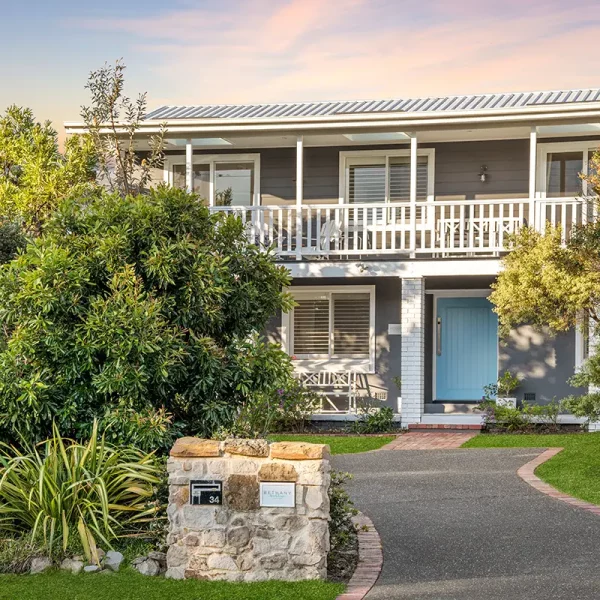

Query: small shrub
left=476, top=398, right=564, bottom=432
left=0, top=422, right=162, bottom=563
left=328, top=471, right=358, bottom=583
left=215, top=379, right=319, bottom=438
left=497, top=371, right=520, bottom=396
left=563, top=393, right=600, bottom=427
left=0, top=536, right=43, bottom=574
left=351, top=402, right=395, bottom=434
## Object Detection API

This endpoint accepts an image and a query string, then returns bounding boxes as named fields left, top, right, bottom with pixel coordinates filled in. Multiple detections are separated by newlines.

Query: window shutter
left=332, top=293, right=370, bottom=357
left=389, top=156, right=428, bottom=201
left=348, top=164, right=386, bottom=203
left=292, top=298, right=330, bottom=356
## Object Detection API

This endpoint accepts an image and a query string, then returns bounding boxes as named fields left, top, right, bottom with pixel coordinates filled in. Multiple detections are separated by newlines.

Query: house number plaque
left=190, top=480, right=223, bottom=506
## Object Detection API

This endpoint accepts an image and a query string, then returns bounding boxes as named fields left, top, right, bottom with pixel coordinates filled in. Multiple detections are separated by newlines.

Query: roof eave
left=64, top=102, right=600, bottom=135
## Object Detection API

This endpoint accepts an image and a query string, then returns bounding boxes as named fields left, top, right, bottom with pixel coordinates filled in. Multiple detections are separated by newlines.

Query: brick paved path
left=382, top=432, right=477, bottom=450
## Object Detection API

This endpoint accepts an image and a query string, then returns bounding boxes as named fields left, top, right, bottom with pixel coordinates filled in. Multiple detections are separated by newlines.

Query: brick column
left=400, top=277, right=425, bottom=426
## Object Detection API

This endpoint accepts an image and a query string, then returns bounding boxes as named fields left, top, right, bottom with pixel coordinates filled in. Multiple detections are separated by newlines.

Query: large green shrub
left=0, top=186, right=293, bottom=443
left=0, top=422, right=161, bottom=563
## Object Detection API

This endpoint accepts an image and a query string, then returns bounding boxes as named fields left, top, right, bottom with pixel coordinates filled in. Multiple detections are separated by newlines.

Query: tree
left=0, top=106, right=96, bottom=236
left=490, top=149, right=600, bottom=421
left=81, top=60, right=166, bottom=197
left=0, top=186, right=293, bottom=443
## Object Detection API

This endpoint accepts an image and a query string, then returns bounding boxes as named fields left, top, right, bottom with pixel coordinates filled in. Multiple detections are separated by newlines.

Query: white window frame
left=281, top=285, right=376, bottom=373
left=338, top=148, right=435, bottom=204
left=163, top=153, right=261, bottom=206
left=536, top=141, right=598, bottom=198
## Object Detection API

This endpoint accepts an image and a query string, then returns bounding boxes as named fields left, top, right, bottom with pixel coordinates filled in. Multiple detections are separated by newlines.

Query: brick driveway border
left=517, top=448, right=600, bottom=517
left=336, top=513, right=383, bottom=600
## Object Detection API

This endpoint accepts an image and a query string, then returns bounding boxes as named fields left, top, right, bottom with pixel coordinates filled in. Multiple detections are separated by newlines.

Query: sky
left=2, top=0, right=600, bottom=142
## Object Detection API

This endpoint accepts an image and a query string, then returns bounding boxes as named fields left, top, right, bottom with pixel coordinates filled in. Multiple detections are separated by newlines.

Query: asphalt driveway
left=333, top=448, right=600, bottom=600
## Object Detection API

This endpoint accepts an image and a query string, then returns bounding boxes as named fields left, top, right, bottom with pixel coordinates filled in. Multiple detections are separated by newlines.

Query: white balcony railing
left=211, top=197, right=593, bottom=260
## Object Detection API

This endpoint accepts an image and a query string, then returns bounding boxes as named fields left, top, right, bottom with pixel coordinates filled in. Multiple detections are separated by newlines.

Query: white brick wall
left=400, top=278, right=425, bottom=426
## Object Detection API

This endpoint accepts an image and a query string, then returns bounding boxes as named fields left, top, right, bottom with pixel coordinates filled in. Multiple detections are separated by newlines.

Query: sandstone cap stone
left=269, top=442, right=330, bottom=461
left=223, top=439, right=269, bottom=457
left=171, top=437, right=221, bottom=458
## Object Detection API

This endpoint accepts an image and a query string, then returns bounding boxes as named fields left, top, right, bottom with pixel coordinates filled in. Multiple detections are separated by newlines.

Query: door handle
left=436, top=317, right=442, bottom=355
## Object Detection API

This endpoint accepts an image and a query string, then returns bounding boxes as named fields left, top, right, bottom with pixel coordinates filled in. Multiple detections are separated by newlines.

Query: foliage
left=0, top=570, right=345, bottom=600
left=496, top=371, right=520, bottom=396
left=81, top=60, right=166, bottom=197
left=0, top=186, right=292, bottom=444
left=96, top=407, right=182, bottom=454
left=0, top=422, right=161, bottom=563
left=0, top=220, right=26, bottom=265
left=562, top=393, right=600, bottom=426
left=327, top=471, right=358, bottom=583
left=0, top=106, right=96, bottom=235
left=0, top=536, right=43, bottom=574
left=490, top=226, right=600, bottom=336
left=475, top=398, right=563, bottom=432
left=351, top=401, right=395, bottom=434
left=216, top=375, right=319, bottom=439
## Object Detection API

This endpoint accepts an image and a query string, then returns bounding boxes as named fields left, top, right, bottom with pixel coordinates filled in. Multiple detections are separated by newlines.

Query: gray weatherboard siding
left=269, top=276, right=582, bottom=408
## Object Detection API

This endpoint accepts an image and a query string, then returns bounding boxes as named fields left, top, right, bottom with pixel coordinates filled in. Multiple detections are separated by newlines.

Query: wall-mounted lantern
left=479, top=165, right=488, bottom=182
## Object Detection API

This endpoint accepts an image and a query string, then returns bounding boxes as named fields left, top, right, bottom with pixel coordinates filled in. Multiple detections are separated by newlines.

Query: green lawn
left=0, top=570, right=343, bottom=600
left=463, top=433, right=600, bottom=505
left=269, top=434, right=395, bottom=454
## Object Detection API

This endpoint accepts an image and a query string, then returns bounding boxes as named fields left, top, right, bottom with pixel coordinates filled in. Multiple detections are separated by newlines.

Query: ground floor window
left=283, top=286, right=375, bottom=370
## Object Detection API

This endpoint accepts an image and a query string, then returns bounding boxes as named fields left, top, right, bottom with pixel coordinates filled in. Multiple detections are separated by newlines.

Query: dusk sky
left=2, top=0, right=600, bottom=140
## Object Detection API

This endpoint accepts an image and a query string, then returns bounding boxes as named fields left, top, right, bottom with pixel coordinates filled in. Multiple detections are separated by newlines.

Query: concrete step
left=408, top=423, right=483, bottom=432
left=424, top=402, right=480, bottom=415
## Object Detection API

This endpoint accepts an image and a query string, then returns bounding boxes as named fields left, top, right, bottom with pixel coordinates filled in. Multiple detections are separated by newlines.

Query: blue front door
left=435, top=297, right=498, bottom=401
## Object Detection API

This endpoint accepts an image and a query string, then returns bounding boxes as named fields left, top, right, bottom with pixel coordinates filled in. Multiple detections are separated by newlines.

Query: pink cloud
left=71, top=1, right=600, bottom=108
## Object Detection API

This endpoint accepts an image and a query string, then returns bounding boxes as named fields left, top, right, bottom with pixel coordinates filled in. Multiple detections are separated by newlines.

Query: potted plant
left=494, top=371, right=520, bottom=408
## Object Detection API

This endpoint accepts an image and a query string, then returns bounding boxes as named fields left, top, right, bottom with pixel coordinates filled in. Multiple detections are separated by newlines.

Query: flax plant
left=0, top=422, right=161, bottom=563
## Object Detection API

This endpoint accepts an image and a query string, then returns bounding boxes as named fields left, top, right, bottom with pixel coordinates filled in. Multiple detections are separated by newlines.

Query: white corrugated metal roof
left=144, top=88, right=600, bottom=121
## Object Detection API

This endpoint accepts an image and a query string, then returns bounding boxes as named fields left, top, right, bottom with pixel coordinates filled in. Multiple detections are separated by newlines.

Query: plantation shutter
left=332, top=293, right=370, bottom=357
left=292, top=298, right=330, bottom=356
left=348, top=163, right=386, bottom=203
left=389, top=156, right=429, bottom=202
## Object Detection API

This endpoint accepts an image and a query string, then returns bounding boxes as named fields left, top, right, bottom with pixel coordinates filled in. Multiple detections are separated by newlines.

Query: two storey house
left=66, top=88, right=600, bottom=427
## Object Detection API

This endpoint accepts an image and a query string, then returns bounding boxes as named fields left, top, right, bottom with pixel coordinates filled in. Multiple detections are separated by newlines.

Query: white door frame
left=428, top=289, right=498, bottom=402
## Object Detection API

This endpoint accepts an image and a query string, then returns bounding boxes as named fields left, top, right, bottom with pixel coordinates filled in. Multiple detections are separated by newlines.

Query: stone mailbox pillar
left=165, top=438, right=331, bottom=582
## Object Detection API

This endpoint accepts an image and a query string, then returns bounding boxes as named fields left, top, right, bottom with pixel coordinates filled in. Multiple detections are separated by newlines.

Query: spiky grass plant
left=0, top=422, right=161, bottom=563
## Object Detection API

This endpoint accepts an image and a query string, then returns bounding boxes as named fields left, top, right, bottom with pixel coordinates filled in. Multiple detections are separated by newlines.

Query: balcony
left=210, top=196, right=592, bottom=260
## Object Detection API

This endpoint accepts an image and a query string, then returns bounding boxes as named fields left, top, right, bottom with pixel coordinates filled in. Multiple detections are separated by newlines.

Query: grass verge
left=269, top=434, right=395, bottom=454
left=0, top=569, right=344, bottom=600
left=463, top=432, right=600, bottom=505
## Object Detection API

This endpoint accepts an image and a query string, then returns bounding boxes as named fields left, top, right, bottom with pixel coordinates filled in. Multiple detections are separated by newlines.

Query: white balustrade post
left=400, top=277, right=425, bottom=426
left=185, top=139, right=193, bottom=194
left=409, top=135, right=418, bottom=257
left=529, top=127, right=537, bottom=229
left=296, top=136, right=304, bottom=260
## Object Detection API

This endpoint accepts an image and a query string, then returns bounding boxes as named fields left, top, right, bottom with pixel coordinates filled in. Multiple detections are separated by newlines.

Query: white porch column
left=295, top=135, right=304, bottom=260
left=409, top=134, right=418, bottom=256
left=529, top=127, right=537, bottom=227
left=400, top=277, right=425, bottom=425
left=185, top=139, right=193, bottom=194
left=588, top=319, right=600, bottom=431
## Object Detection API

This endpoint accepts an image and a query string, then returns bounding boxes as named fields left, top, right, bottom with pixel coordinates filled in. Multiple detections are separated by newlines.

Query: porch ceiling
left=129, top=124, right=600, bottom=151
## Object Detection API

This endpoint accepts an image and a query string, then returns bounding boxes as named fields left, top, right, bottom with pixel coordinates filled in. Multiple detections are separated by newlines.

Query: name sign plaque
left=190, top=480, right=223, bottom=506
left=259, top=482, right=296, bottom=508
